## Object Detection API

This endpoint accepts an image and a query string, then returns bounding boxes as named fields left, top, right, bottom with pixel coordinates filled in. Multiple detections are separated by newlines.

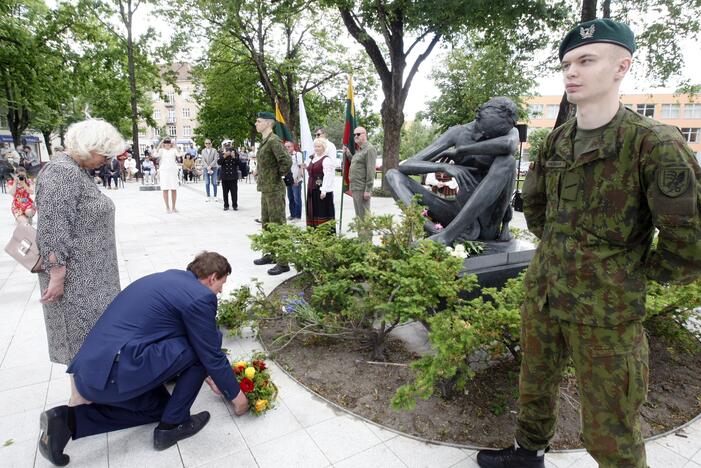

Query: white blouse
left=310, top=154, right=335, bottom=193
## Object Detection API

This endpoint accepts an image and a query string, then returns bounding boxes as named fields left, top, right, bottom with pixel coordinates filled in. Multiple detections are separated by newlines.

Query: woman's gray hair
left=64, top=119, right=125, bottom=161
left=313, top=138, right=327, bottom=151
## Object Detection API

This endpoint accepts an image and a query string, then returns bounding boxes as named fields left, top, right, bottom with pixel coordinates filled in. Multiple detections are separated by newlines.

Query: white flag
left=298, top=95, right=314, bottom=163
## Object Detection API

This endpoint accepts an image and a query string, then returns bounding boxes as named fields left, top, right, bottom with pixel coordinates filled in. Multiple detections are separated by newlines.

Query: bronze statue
left=385, top=97, right=519, bottom=245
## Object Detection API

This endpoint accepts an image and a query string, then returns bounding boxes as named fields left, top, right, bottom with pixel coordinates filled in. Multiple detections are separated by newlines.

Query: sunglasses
left=315, top=133, right=323, bottom=136
left=354, top=133, right=364, bottom=136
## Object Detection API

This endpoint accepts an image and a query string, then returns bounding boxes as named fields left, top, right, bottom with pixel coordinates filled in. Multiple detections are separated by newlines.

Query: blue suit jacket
left=67, top=269, right=240, bottom=400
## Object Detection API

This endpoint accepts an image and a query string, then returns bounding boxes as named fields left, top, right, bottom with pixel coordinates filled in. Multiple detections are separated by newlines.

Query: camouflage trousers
left=516, top=300, right=649, bottom=467
left=260, top=189, right=286, bottom=229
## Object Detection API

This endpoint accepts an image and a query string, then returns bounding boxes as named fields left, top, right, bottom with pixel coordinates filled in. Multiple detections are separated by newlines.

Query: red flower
left=233, top=365, right=245, bottom=375
left=240, top=377, right=254, bottom=393
left=252, top=359, right=267, bottom=371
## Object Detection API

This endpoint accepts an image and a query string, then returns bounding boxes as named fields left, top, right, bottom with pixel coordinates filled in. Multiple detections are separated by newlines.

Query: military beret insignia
left=559, top=18, right=636, bottom=61
left=657, top=166, right=691, bottom=198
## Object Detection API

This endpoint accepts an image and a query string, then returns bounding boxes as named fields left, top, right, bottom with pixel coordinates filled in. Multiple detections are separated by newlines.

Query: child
left=8, top=167, right=35, bottom=224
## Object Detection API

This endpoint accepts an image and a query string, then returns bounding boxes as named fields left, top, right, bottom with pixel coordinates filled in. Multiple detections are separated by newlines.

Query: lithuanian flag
left=274, top=102, right=294, bottom=142
left=341, top=75, right=357, bottom=194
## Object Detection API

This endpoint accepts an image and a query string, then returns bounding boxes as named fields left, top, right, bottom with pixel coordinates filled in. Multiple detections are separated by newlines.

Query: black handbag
left=283, top=170, right=294, bottom=186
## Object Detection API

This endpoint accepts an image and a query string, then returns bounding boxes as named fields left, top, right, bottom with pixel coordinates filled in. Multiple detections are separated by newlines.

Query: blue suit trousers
left=72, top=345, right=207, bottom=439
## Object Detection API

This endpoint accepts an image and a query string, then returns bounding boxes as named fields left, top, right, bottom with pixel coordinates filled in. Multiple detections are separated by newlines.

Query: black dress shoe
left=253, top=254, right=274, bottom=265
left=38, top=406, right=72, bottom=466
left=267, top=264, right=290, bottom=275
left=476, top=444, right=546, bottom=468
left=153, top=411, right=211, bottom=451
left=233, top=207, right=238, bottom=211
left=254, top=218, right=262, bottom=224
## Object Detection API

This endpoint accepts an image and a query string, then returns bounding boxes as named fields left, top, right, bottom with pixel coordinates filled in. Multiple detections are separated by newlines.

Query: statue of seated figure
left=385, top=97, right=519, bottom=245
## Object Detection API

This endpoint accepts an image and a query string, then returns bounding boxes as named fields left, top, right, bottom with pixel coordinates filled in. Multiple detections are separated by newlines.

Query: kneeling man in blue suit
left=39, top=251, right=249, bottom=466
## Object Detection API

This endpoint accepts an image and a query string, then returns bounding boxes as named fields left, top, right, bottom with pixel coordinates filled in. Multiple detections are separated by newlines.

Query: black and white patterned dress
left=36, top=155, right=121, bottom=365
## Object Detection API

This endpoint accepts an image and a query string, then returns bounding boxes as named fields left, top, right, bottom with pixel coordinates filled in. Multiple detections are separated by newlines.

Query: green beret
left=257, top=111, right=275, bottom=120
left=559, top=18, right=635, bottom=61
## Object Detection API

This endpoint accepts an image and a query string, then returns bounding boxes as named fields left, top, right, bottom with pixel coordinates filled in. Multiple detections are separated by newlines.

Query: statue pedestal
left=461, top=239, right=536, bottom=293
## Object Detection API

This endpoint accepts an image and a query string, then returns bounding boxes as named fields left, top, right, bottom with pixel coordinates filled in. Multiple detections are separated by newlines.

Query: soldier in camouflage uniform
left=477, top=19, right=701, bottom=468
left=252, top=112, right=293, bottom=275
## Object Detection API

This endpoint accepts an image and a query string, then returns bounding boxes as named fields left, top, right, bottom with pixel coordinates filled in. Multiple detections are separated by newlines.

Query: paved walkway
left=0, top=178, right=699, bottom=468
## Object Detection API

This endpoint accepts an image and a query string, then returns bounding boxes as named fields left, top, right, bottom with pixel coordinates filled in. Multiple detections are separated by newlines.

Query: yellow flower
left=255, top=399, right=268, bottom=412
left=244, top=367, right=256, bottom=379
left=234, top=360, right=247, bottom=369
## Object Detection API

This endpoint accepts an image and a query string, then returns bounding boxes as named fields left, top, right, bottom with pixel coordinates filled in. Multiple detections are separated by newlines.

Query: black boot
left=476, top=443, right=546, bottom=468
left=253, top=254, right=275, bottom=265
left=153, top=411, right=211, bottom=451
left=267, top=264, right=290, bottom=275
left=38, top=406, right=72, bottom=466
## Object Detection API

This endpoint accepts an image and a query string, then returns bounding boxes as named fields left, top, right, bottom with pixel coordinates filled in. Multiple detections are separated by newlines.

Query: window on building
left=138, top=127, right=147, bottom=137
left=684, top=103, right=701, bottom=119
left=168, top=109, right=176, bottom=123
left=545, top=104, right=559, bottom=119
left=0, top=114, right=7, bottom=128
left=528, top=104, right=543, bottom=119
left=168, top=125, right=177, bottom=137
left=166, top=92, right=175, bottom=104
left=152, top=127, right=161, bottom=137
left=182, top=88, right=190, bottom=100
left=154, top=109, right=161, bottom=120
left=182, top=108, right=190, bottom=118
left=681, top=128, right=700, bottom=143
left=636, top=104, right=655, bottom=117
left=183, top=126, right=191, bottom=137
left=661, top=104, right=680, bottom=119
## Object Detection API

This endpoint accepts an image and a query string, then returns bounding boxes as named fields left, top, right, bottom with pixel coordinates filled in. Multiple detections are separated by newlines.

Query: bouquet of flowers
left=231, top=353, right=278, bottom=415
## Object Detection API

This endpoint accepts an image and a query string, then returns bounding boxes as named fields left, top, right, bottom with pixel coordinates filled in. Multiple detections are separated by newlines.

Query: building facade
left=140, top=62, right=200, bottom=154
left=522, top=93, right=701, bottom=163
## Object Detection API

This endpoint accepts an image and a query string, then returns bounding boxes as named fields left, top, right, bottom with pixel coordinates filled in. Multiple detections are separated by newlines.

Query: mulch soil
left=257, top=277, right=701, bottom=449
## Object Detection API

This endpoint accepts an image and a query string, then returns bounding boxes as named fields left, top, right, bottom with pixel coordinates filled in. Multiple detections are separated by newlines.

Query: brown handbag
left=4, top=222, right=44, bottom=273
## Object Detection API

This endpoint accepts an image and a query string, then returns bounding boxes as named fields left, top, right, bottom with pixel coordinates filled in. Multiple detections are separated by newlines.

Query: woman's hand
left=320, top=192, right=326, bottom=199
left=40, top=266, right=66, bottom=304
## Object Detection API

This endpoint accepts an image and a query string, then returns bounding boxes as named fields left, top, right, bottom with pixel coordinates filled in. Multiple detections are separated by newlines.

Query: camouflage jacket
left=522, top=105, right=701, bottom=326
left=256, top=133, right=291, bottom=193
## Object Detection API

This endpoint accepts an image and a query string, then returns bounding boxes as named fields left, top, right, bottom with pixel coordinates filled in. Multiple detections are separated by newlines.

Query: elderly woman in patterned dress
left=36, top=119, right=124, bottom=405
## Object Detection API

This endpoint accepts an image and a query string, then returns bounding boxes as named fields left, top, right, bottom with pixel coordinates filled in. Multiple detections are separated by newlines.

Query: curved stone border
left=256, top=276, right=701, bottom=452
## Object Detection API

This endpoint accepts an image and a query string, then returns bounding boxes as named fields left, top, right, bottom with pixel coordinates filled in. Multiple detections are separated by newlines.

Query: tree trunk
left=380, top=99, right=403, bottom=192
left=42, top=130, right=52, bottom=157
left=602, top=0, right=611, bottom=17
left=126, top=0, right=141, bottom=170
left=4, top=76, right=30, bottom=148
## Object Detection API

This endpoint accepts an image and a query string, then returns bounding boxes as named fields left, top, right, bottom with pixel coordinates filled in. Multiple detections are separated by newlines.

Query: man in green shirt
left=477, top=19, right=701, bottom=468
left=251, top=112, right=292, bottom=275
left=344, top=126, right=376, bottom=241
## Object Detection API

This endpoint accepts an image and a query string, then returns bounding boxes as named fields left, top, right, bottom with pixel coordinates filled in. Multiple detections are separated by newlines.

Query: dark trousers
left=222, top=179, right=238, bottom=209
left=287, top=183, right=302, bottom=218
left=72, top=345, right=206, bottom=439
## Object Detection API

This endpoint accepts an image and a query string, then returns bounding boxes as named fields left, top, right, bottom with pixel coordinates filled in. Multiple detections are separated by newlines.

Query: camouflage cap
left=559, top=19, right=636, bottom=61
left=257, top=111, right=275, bottom=120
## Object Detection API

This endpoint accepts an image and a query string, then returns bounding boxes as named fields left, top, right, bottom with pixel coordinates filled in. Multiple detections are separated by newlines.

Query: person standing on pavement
left=218, top=146, right=240, bottom=211
left=284, top=140, right=304, bottom=221
left=155, top=138, right=181, bottom=213
left=252, top=112, right=292, bottom=275
left=344, top=126, right=376, bottom=241
left=314, top=127, right=337, bottom=165
left=200, top=139, right=219, bottom=202
left=476, top=19, right=701, bottom=468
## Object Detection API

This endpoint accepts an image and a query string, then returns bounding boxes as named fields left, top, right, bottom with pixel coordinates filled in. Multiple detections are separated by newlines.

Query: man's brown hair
left=186, top=251, right=232, bottom=279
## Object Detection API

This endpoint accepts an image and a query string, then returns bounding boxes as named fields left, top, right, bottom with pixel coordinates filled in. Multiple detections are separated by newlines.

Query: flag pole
left=338, top=152, right=345, bottom=235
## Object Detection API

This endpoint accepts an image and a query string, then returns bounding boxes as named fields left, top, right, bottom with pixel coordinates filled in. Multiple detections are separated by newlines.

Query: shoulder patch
left=657, top=166, right=691, bottom=197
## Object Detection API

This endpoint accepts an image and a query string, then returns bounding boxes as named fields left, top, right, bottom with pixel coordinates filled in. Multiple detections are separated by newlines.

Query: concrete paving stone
left=178, top=412, right=247, bottom=467
left=249, top=428, right=330, bottom=468
left=1, top=335, right=50, bottom=369
left=684, top=461, right=701, bottom=468
left=0, top=437, right=38, bottom=468
left=193, top=448, right=259, bottom=468
left=35, top=433, right=108, bottom=468
left=0, top=382, right=48, bottom=417
left=656, top=427, right=701, bottom=460
left=385, top=436, right=468, bottom=468
left=50, top=363, right=68, bottom=380
left=334, top=442, right=407, bottom=468
left=306, top=415, right=382, bottom=463
left=107, top=424, right=183, bottom=468
left=0, top=408, right=42, bottom=446
left=279, top=384, right=340, bottom=428
left=647, top=440, right=692, bottom=467
left=448, top=452, right=480, bottom=467
left=0, top=361, right=51, bottom=392
left=235, top=399, right=302, bottom=446
left=44, top=376, right=71, bottom=407
left=363, top=421, right=400, bottom=442
left=538, top=451, right=587, bottom=468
